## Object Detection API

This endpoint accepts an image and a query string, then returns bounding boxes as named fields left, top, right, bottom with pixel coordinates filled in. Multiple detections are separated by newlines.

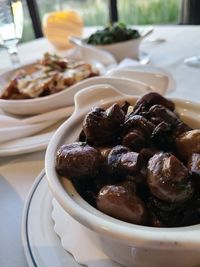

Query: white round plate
left=22, top=171, right=121, bottom=267
left=21, top=170, right=81, bottom=267
left=0, top=120, right=62, bottom=157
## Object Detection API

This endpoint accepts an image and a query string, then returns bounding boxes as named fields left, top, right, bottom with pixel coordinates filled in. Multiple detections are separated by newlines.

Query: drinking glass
left=0, top=0, right=23, bottom=67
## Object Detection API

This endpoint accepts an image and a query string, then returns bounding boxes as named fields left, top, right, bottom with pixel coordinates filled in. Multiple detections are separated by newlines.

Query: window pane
left=21, top=0, right=35, bottom=43
left=118, top=0, right=181, bottom=25
left=21, top=0, right=182, bottom=45
left=36, top=0, right=109, bottom=26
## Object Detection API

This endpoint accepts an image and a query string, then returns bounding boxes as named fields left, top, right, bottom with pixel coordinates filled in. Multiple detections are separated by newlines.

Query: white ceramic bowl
left=71, top=27, right=153, bottom=62
left=45, top=85, right=200, bottom=267
left=96, top=38, right=142, bottom=62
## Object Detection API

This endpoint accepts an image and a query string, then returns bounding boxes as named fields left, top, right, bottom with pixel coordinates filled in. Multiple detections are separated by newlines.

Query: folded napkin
left=0, top=106, right=74, bottom=143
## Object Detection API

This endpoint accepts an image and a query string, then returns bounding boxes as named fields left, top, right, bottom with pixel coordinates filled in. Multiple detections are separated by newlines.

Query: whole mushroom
left=122, top=115, right=155, bottom=151
left=107, top=145, right=130, bottom=174
left=147, top=152, right=193, bottom=203
left=176, top=129, right=200, bottom=161
left=83, top=104, right=125, bottom=146
left=133, top=92, right=175, bottom=115
left=56, top=142, right=101, bottom=178
left=97, top=184, right=147, bottom=225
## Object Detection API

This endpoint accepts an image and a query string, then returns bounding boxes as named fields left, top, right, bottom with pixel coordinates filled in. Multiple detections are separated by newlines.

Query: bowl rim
left=45, top=93, right=200, bottom=250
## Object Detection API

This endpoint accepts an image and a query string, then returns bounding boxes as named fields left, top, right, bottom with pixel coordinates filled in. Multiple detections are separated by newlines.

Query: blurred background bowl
left=70, top=26, right=153, bottom=62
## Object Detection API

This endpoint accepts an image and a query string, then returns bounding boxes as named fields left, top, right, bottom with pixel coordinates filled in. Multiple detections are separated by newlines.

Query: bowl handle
left=74, top=84, right=125, bottom=113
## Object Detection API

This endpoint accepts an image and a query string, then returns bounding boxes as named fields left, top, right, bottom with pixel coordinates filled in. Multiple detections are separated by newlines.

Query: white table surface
left=0, top=25, right=200, bottom=267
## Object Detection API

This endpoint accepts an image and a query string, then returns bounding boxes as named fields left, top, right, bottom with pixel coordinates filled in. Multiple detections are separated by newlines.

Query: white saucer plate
left=22, top=171, right=120, bottom=267
left=0, top=120, right=62, bottom=157
left=21, top=170, right=81, bottom=267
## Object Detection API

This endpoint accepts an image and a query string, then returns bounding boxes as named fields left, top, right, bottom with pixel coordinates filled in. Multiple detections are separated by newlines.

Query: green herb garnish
left=86, top=22, right=140, bottom=45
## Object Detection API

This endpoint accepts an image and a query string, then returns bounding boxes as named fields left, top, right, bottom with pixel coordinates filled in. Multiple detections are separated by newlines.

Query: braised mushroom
left=83, top=104, right=125, bottom=145
left=147, top=152, right=193, bottom=203
left=122, top=130, right=146, bottom=151
left=120, top=152, right=142, bottom=173
left=151, top=121, right=174, bottom=151
left=107, top=145, right=130, bottom=174
left=97, top=184, right=147, bottom=225
left=123, top=114, right=154, bottom=136
left=133, top=92, right=175, bottom=114
left=56, top=142, right=101, bottom=178
left=176, top=130, right=200, bottom=161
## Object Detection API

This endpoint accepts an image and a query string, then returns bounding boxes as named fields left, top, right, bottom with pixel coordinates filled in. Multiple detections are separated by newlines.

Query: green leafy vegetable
left=86, top=22, right=140, bottom=45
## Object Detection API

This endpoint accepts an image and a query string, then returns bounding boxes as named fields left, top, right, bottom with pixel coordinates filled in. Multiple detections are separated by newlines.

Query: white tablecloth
left=0, top=25, right=200, bottom=267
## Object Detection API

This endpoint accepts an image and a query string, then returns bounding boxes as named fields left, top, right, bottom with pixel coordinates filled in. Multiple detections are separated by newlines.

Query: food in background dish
left=56, top=92, right=200, bottom=227
left=86, top=22, right=140, bottom=45
left=0, top=53, right=99, bottom=99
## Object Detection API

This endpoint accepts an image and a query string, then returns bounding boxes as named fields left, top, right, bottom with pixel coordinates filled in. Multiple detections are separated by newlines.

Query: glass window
left=21, top=0, right=35, bottom=43
left=20, top=0, right=182, bottom=44
left=36, top=0, right=109, bottom=26
left=118, top=0, right=181, bottom=25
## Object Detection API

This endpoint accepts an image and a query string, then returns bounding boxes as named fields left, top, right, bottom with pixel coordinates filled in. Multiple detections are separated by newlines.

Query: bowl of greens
left=71, top=23, right=153, bottom=62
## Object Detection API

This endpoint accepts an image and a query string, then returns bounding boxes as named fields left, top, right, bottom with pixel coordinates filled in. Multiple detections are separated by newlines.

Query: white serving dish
left=96, top=38, right=143, bottom=62
left=45, top=84, right=200, bottom=267
left=0, top=62, right=156, bottom=115
left=0, top=61, right=104, bottom=115
left=70, top=27, right=153, bottom=62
